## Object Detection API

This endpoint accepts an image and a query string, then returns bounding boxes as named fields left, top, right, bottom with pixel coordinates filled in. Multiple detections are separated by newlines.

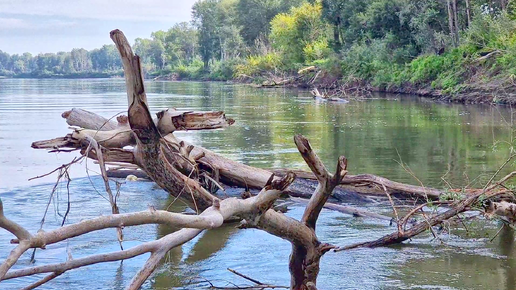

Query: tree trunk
left=453, top=0, right=460, bottom=45
left=465, top=0, right=471, bottom=28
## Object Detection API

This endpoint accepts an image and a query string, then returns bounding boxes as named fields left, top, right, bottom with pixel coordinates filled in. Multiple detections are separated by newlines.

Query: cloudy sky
left=0, top=0, right=197, bottom=55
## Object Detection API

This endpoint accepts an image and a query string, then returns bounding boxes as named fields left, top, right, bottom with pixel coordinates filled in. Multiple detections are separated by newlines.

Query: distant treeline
left=2, top=0, right=516, bottom=97
left=0, top=45, right=123, bottom=78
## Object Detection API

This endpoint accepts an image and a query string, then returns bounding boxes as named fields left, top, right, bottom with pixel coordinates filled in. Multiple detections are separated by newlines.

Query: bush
left=303, top=39, right=331, bottom=63
left=209, top=58, right=244, bottom=81
left=234, top=53, right=283, bottom=77
left=173, top=57, right=204, bottom=79
left=464, top=12, right=516, bottom=51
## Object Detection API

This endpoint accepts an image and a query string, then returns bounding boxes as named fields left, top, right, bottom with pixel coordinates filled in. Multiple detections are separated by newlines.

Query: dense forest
left=1, top=0, right=516, bottom=101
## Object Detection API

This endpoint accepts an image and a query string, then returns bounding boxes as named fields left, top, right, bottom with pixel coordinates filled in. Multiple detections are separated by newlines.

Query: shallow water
left=0, top=79, right=515, bottom=289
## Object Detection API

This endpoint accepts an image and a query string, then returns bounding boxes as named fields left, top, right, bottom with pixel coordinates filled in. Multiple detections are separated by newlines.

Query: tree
left=237, top=0, right=304, bottom=46
left=192, top=0, right=220, bottom=69
left=90, top=45, right=121, bottom=72
left=165, top=22, right=199, bottom=66
left=270, top=2, right=330, bottom=64
left=70, top=48, right=91, bottom=72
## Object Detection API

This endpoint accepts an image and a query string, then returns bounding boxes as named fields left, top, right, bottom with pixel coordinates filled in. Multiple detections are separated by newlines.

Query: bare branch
left=295, top=135, right=348, bottom=230
left=21, top=272, right=63, bottom=290
left=0, top=200, right=32, bottom=241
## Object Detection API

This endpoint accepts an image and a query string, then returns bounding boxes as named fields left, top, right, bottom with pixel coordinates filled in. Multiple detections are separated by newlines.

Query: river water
left=0, top=79, right=515, bottom=289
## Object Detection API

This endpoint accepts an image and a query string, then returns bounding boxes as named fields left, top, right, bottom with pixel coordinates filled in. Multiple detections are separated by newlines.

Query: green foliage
left=464, top=12, right=516, bottom=51
left=303, top=39, right=331, bottom=63
left=235, top=53, right=282, bottom=76
left=192, top=0, right=221, bottom=69
left=237, top=0, right=304, bottom=46
left=270, top=2, right=330, bottom=66
left=173, top=57, right=204, bottom=79
left=209, top=58, right=245, bottom=80
left=4, top=0, right=516, bottom=91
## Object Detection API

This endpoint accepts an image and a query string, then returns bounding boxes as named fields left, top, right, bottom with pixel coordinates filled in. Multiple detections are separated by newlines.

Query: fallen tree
left=1, top=29, right=516, bottom=290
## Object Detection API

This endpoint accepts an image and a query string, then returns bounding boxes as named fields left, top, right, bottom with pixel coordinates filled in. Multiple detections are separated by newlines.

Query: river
left=0, top=79, right=515, bottom=289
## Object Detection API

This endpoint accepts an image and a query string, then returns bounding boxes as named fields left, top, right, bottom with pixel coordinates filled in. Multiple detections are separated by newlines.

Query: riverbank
left=237, top=51, right=516, bottom=106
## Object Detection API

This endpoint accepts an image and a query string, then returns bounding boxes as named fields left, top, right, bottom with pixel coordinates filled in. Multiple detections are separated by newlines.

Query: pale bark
left=465, top=0, right=471, bottom=27
left=62, top=108, right=124, bottom=131
left=12, top=28, right=513, bottom=290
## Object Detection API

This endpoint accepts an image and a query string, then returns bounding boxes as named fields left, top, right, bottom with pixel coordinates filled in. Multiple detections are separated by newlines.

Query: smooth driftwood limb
left=62, top=108, right=121, bottom=131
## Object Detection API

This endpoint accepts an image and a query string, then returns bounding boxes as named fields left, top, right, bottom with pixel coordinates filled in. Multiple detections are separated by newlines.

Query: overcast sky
left=0, top=0, right=197, bottom=55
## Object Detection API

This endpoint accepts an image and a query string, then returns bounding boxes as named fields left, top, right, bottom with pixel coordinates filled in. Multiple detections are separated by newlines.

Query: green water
left=0, top=79, right=514, bottom=289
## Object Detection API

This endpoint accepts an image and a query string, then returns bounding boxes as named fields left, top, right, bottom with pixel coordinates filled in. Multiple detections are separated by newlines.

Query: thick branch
left=295, top=135, right=348, bottom=230
left=62, top=108, right=122, bottom=131
left=156, top=109, right=235, bottom=134
left=9, top=208, right=224, bottom=248
left=110, top=29, right=147, bottom=107
left=0, top=200, right=32, bottom=241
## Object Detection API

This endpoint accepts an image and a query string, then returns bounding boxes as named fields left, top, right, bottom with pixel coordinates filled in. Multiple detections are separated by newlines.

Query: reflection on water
left=0, top=79, right=515, bottom=289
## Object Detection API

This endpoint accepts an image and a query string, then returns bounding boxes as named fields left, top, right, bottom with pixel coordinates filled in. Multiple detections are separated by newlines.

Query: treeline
left=132, top=0, right=516, bottom=99
left=3, top=0, right=516, bottom=98
left=0, top=45, right=122, bottom=78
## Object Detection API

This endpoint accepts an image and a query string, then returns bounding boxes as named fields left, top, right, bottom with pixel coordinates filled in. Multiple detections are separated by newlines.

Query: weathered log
left=55, top=106, right=446, bottom=201
left=31, top=128, right=134, bottom=149
left=273, top=169, right=442, bottom=200
left=62, top=108, right=121, bottom=131
left=33, top=114, right=445, bottom=201
left=156, top=109, right=235, bottom=135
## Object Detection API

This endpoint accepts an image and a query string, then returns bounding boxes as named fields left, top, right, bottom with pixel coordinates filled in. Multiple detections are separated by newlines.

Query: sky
left=0, top=0, right=198, bottom=55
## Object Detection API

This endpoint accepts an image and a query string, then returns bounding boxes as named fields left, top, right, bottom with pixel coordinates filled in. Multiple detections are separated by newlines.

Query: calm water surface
left=0, top=79, right=515, bottom=289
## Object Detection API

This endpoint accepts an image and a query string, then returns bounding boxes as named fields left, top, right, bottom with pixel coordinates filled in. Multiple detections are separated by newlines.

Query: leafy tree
left=270, top=2, right=330, bottom=64
left=192, top=0, right=220, bottom=69
left=165, top=22, right=198, bottom=66
left=236, top=0, right=304, bottom=46
left=70, top=48, right=91, bottom=72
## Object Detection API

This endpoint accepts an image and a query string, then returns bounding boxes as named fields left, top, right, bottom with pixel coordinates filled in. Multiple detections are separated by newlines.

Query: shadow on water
left=1, top=79, right=516, bottom=289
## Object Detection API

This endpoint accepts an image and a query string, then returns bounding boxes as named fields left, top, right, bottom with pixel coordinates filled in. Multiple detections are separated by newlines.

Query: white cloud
left=0, top=0, right=197, bottom=54
left=0, top=18, right=30, bottom=30
left=0, top=0, right=197, bottom=22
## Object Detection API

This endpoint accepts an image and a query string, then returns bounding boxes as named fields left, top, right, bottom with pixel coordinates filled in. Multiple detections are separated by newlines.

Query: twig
left=21, top=271, right=62, bottom=290
left=227, top=268, right=264, bottom=285
left=87, top=137, right=124, bottom=250
left=381, top=183, right=401, bottom=233
left=490, top=223, right=506, bottom=242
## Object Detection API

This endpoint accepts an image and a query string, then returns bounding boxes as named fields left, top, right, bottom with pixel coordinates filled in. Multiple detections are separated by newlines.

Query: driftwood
left=4, top=28, right=516, bottom=290
left=1, top=29, right=355, bottom=290
left=35, top=108, right=446, bottom=202
left=310, top=87, right=348, bottom=103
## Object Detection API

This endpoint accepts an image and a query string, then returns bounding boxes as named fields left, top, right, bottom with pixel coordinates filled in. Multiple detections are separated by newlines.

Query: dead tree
left=0, top=29, right=349, bottom=290
left=3, top=29, right=516, bottom=290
